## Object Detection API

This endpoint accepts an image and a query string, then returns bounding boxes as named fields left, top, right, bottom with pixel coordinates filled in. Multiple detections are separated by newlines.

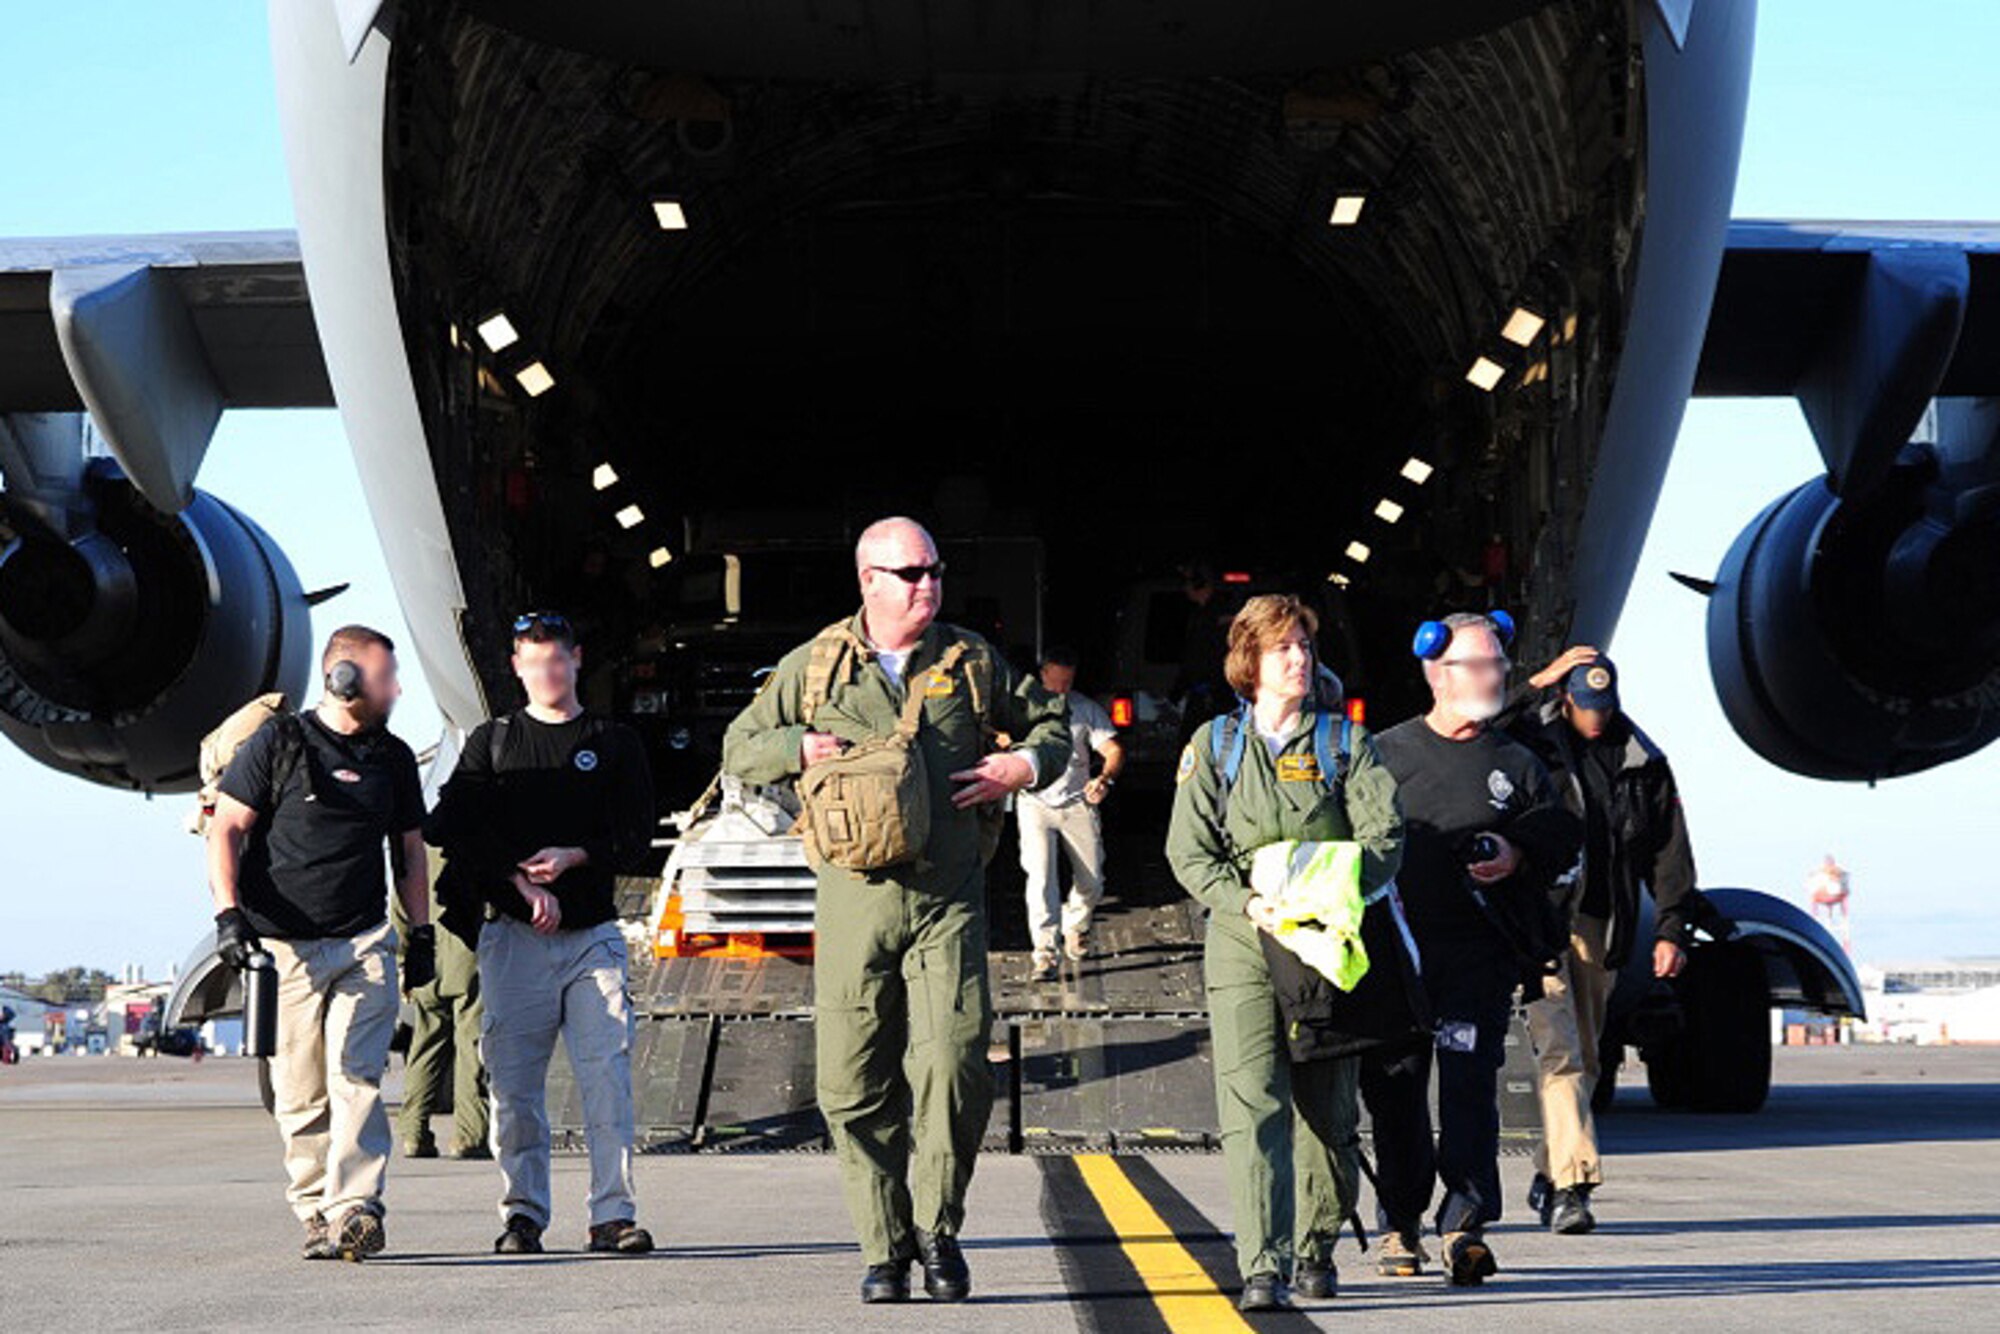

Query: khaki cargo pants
left=814, top=868, right=994, bottom=1266
left=267, top=920, right=399, bottom=1225
left=1526, top=913, right=1612, bottom=1189
left=1017, top=796, right=1106, bottom=954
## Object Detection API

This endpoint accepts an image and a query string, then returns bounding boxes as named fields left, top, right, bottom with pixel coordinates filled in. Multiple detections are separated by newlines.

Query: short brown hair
left=321, top=624, right=395, bottom=673
left=1224, top=594, right=1319, bottom=699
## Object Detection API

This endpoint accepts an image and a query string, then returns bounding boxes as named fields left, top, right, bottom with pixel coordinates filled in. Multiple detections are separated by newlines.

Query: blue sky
left=2, top=2, right=1997, bottom=972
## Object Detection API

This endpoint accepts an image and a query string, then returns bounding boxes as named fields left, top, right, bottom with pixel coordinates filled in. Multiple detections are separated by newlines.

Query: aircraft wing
left=0, top=230, right=330, bottom=413
left=1695, top=219, right=2000, bottom=397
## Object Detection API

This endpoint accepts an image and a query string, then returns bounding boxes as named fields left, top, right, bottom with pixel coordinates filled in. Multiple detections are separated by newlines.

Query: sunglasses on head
left=868, top=561, right=946, bottom=584
left=513, top=611, right=572, bottom=636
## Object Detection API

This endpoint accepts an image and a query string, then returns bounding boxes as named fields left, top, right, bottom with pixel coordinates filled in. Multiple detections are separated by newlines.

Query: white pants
left=1018, top=797, right=1105, bottom=952
left=478, top=917, right=637, bottom=1230
left=267, top=920, right=399, bottom=1224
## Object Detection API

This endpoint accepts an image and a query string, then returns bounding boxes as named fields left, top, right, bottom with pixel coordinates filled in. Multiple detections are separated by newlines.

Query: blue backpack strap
left=1311, top=710, right=1354, bottom=795
left=1210, top=700, right=1251, bottom=791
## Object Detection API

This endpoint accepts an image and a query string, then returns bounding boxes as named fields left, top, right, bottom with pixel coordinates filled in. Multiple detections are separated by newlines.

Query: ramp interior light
left=516, top=361, right=556, bottom=397
left=1345, top=540, right=1372, bottom=564
left=591, top=463, right=619, bottom=491
left=1501, top=306, right=1546, bottom=347
left=1374, top=498, right=1405, bottom=524
left=649, top=546, right=673, bottom=569
left=476, top=312, right=519, bottom=353
left=1328, top=571, right=1352, bottom=588
left=615, top=503, right=645, bottom=529
left=1327, top=193, right=1367, bottom=226
left=1400, top=457, right=1434, bottom=484
left=653, top=198, right=689, bottom=231
left=1465, top=356, right=1505, bottom=392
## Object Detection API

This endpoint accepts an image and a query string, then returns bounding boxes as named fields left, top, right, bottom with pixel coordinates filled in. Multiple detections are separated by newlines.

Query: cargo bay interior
left=378, top=2, right=1645, bottom=971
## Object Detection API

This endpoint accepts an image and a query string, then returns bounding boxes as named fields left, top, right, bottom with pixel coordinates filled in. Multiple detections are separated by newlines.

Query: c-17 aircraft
left=1, top=0, right=1993, bottom=1136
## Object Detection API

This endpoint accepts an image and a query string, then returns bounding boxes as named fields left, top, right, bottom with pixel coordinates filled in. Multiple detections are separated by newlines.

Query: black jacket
left=1500, top=686, right=1699, bottom=968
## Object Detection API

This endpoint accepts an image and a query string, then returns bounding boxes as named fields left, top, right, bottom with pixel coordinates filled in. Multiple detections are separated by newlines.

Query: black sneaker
left=403, top=1139, right=438, bottom=1159
left=1238, top=1273, right=1285, bottom=1311
left=1292, top=1258, right=1337, bottom=1299
left=1527, top=1172, right=1554, bottom=1225
left=301, top=1212, right=336, bottom=1261
left=335, top=1206, right=386, bottom=1262
left=587, top=1219, right=655, bottom=1254
left=449, top=1141, right=493, bottom=1161
left=495, top=1214, right=544, bottom=1255
left=915, top=1228, right=970, bottom=1301
left=861, top=1259, right=911, bottom=1304
left=1550, top=1187, right=1597, bottom=1235
left=1441, top=1230, right=1498, bottom=1287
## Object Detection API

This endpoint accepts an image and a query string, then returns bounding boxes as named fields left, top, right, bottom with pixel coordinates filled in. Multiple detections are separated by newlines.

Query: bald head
left=855, top=516, right=936, bottom=574
left=855, top=516, right=942, bottom=649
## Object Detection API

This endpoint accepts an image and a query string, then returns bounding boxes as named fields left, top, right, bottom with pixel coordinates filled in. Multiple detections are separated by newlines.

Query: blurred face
left=1255, top=622, right=1314, bottom=708
left=346, top=643, right=402, bottom=724
left=1565, top=700, right=1614, bottom=740
left=1040, top=662, right=1076, bottom=695
left=512, top=636, right=582, bottom=708
left=857, top=523, right=942, bottom=641
left=1428, top=624, right=1508, bottom=722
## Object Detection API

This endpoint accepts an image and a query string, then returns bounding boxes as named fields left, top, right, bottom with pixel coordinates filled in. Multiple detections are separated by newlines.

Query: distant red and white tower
left=1805, top=852, right=1852, bottom=952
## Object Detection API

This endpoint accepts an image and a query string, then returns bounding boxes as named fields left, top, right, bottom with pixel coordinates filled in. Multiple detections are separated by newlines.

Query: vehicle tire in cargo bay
left=1644, top=942, right=1772, bottom=1113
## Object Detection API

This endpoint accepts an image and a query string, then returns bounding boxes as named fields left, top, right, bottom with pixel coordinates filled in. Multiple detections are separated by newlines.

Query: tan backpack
left=187, top=693, right=298, bottom=835
left=794, top=624, right=996, bottom=872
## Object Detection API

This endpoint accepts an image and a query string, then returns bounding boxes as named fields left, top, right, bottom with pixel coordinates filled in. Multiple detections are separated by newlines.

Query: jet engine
left=1706, top=428, right=2000, bottom=781
left=0, top=460, right=313, bottom=792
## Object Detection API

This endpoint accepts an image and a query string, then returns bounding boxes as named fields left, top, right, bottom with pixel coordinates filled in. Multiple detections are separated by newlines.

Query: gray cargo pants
left=477, top=916, right=638, bottom=1230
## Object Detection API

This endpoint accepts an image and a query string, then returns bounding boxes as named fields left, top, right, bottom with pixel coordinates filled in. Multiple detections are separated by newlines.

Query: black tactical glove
left=215, top=907, right=260, bottom=972
left=402, top=923, right=437, bottom=994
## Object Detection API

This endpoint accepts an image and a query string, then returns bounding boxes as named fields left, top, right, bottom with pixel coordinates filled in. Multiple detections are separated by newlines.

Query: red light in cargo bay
left=1345, top=696, right=1366, bottom=725
left=1110, top=695, right=1135, bottom=728
left=1221, top=570, right=1252, bottom=584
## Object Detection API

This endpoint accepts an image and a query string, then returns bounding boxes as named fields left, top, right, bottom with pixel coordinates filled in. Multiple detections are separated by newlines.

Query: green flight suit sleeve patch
left=1176, top=743, right=1198, bottom=785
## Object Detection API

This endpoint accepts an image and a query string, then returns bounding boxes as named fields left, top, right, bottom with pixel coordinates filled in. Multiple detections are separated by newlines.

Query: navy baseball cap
left=1565, top=656, right=1620, bottom=710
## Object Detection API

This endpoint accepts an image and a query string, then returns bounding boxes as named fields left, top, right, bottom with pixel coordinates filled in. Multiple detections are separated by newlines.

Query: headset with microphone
left=325, top=659, right=366, bottom=702
left=1411, top=609, right=1516, bottom=661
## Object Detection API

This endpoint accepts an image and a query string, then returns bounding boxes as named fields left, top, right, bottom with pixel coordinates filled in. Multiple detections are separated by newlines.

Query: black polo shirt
left=219, top=711, right=425, bottom=940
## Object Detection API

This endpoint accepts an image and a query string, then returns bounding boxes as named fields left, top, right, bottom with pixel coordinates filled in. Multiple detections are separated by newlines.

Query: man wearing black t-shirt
left=1363, top=612, right=1581, bottom=1288
left=207, top=625, right=432, bottom=1262
left=425, top=612, right=657, bottom=1257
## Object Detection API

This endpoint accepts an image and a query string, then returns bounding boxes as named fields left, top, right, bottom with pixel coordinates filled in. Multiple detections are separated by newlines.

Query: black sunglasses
left=868, top=562, right=947, bottom=584
left=513, top=611, right=572, bottom=635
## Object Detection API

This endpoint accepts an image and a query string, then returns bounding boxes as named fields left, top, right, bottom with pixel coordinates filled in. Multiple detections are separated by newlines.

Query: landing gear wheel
left=1644, top=942, right=1771, bottom=1113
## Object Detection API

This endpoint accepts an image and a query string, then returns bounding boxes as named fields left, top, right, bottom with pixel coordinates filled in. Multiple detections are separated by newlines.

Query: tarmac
left=1, top=1043, right=1996, bottom=1332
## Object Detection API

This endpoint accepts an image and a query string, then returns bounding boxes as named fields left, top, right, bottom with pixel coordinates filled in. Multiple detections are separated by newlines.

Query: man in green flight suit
left=393, top=849, right=489, bottom=1159
left=1165, top=594, right=1406, bottom=1310
left=723, top=516, right=1072, bottom=1306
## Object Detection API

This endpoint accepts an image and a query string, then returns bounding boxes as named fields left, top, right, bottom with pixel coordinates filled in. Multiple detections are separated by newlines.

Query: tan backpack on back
left=794, top=624, right=992, bottom=872
left=187, top=692, right=296, bottom=835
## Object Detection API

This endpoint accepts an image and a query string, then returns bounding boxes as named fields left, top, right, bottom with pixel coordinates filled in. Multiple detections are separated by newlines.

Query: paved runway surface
left=2, top=1045, right=1996, bottom=1331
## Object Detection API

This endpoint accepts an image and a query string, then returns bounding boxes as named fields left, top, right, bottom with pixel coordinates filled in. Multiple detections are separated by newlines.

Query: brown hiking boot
left=1442, top=1230, right=1498, bottom=1286
left=1377, top=1229, right=1428, bottom=1277
left=587, top=1219, right=655, bottom=1254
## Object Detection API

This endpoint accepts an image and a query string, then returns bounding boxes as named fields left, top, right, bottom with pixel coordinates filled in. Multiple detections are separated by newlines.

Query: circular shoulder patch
left=1585, top=665, right=1612, bottom=691
left=1175, top=743, right=1198, bottom=785
left=574, top=749, right=599, bottom=772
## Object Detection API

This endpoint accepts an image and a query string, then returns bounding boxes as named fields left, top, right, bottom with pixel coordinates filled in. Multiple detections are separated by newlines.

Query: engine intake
left=0, top=462, right=312, bottom=792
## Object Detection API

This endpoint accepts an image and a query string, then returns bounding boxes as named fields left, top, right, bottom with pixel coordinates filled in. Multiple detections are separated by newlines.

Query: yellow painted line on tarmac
left=1072, top=1154, right=1255, bottom=1334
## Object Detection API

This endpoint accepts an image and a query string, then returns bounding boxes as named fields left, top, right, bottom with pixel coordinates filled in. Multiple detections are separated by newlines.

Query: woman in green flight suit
left=1165, top=593, right=1405, bottom=1311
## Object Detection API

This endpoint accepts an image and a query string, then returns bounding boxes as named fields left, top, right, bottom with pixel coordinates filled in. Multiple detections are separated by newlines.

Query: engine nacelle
left=1708, top=444, right=2000, bottom=781
left=0, top=462, right=313, bottom=792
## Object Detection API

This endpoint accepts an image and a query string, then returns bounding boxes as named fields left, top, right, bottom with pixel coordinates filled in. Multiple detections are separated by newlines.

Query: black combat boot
left=1238, top=1272, right=1285, bottom=1311
left=915, top=1228, right=971, bottom=1301
left=1292, top=1255, right=1338, bottom=1299
left=1549, top=1186, right=1597, bottom=1235
left=861, top=1257, right=912, bottom=1304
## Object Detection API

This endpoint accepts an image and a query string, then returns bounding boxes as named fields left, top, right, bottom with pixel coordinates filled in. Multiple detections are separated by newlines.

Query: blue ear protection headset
left=1412, top=609, right=1516, bottom=660
left=326, top=659, right=365, bottom=701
